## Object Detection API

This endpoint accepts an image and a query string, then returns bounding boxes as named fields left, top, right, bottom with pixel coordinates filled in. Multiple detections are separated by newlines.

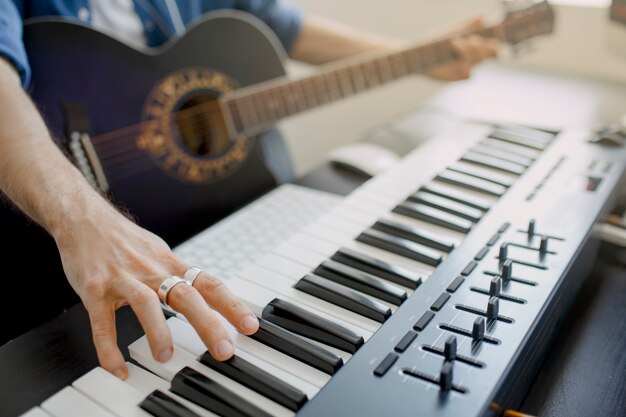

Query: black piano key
left=357, top=228, right=443, bottom=266
left=435, top=170, right=507, bottom=197
left=470, top=144, right=533, bottom=167
left=373, top=218, right=455, bottom=253
left=419, top=183, right=491, bottom=212
left=461, top=152, right=526, bottom=175
left=489, top=128, right=548, bottom=151
left=393, top=202, right=473, bottom=234
left=332, top=248, right=422, bottom=290
left=314, top=260, right=407, bottom=305
left=199, top=351, right=308, bottom=411
left=250, top=317, right=343, bottom=375
left=170, top=367, right=271, bottom=417
left=480, top=138, right=541, bottom=160
left=295, top=274, right=391, bottom=323
left=140, top=390, right=201, bottom=417
left=408, top=191, right=484, bottom=222
left=447, top=163, right=514, bottom=188
left=262, top=298, right=364, bottom=353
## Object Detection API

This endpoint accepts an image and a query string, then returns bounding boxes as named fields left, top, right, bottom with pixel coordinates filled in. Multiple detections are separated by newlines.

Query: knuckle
left=173, top=281, right=198, bottom=299
left=91, top=319, right=111, bottom=342
left=84, top=279, right=110, bottom=298
left=130, top=285, right=158, bottom=307
left=201, top=315, right=225, bottom=336
left=226, top=297, right=247, bottom=314
left=200, top=274, right=225, bottom=293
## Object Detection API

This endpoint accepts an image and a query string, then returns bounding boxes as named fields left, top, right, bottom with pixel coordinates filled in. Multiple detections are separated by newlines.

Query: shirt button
left=78, top=7, right=90, bottom=21
left=145, top=20, right=155, bottom=30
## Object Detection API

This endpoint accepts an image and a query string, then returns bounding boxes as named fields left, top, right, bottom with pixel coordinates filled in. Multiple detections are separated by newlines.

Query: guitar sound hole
left=172, top=91, right=231, bottom=156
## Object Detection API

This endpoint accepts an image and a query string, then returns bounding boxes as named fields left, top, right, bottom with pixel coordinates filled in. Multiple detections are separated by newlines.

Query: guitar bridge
left=68, top=131, right=109, bottom=193
left=62, top=102, right=109, bottom=193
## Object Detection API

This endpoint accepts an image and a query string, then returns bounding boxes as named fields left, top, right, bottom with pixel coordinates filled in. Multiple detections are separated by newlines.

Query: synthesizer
left=19, top=120, right=626, bottom=417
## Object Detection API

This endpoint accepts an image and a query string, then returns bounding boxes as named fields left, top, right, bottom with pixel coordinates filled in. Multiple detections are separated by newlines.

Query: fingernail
left=113, top=367, right=127, bottom=380
left=216, top=340, right=234, bottom=359
left=158, top=347, right=173, bottom=362
left=240, top=315, right=259, bottom=333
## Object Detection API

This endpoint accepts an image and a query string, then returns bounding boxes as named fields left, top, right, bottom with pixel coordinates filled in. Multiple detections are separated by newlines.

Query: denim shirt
left=0, top=0, right=302, bottom=87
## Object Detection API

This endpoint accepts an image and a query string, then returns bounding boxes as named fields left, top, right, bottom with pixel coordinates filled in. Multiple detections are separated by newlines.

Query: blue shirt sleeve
left=231, top=0, right=303, bottom=52
left=0, top=0, right=30, bottom=87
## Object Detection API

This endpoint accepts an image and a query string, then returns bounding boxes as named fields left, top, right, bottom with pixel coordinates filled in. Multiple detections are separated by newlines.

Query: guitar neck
left=221, top=25, right=500, bottom=138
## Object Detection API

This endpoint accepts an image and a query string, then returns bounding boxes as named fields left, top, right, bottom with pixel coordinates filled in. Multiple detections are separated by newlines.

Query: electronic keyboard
left=18, top=119, right=626, bottom=417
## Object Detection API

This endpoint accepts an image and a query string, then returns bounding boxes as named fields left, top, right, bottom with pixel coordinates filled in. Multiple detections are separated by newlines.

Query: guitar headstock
left=500, top=1, right=555, bottom=46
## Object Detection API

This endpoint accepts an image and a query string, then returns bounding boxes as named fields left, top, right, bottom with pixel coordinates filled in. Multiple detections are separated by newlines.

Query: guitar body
left=23, top=11, right=293, bottom=243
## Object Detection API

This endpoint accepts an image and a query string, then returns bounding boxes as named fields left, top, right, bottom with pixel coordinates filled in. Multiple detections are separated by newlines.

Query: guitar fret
left=324, top=70, right=343, bottom=101
left=282, top=83, right=301, bottom=115
left=292, top=80, right=310, bottom=112
left=238, top=96, right=255, bottom=133
left=337, top=67, right=355, bottom=96
left=350, top=64, right=367, bottom=93
left=302, top=77, right=320, bottom=108
left=253, top=92, right=271, bottom=128
left=227, top=100, right=244, bottom=135
left=362, top=62, right=379, bottom=88
left=376, top=57, right=394, bottom=83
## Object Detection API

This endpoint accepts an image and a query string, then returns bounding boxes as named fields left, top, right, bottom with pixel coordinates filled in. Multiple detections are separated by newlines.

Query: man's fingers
left=87, top=303, right=127, bottom=379
left=167, top=282, right=236, bottom=361
left=125, top=281, right=174, bottom=363
left=193, top=271, right=259, bottom=335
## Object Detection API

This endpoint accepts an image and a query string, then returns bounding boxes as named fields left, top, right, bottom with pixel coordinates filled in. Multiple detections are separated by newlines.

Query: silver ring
left=183, top=266, right=203, bottom=286
left=158, top=276, right=188, bottom=308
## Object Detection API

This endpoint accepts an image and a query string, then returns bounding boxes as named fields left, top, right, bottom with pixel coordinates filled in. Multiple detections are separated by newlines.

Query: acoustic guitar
left=21, top=1, right=554, bottom=242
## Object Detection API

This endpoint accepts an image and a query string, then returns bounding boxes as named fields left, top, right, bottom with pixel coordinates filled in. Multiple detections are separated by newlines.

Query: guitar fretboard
left=221, top=26, right=499, bottom=137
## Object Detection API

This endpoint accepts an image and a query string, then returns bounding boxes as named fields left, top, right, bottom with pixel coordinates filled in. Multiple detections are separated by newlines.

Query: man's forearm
left=290, top=15, right=401, bottom=65
left=0, top=58, right=107, bottom=237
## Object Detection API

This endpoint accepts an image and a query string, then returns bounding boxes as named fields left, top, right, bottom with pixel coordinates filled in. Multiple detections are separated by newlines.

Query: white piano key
left=288, top=233, right=339, bottom=258
left=235, top=267, right=381, bottom=332
left=17, top=408, right=53, bottom=417
left=166, top=317, right=320, bottom=399
left=125, top=362, right=218, bottom=417
left=72, top=367, right=152, bottom=417
left=229, top=271, right=373, bottom=338
left=170, top=314, right=332, bottom=388
left=255, top=253, right=311, bottom=281
left=41, top=386, right=116, bottom=417
left=272, top=243, right=327, bottom=269
left=129, top=336, right=294, bottom=417
left=125, top=362, right=169, bottom=397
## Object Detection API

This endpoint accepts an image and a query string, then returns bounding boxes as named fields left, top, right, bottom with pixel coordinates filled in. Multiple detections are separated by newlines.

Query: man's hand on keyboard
left=53, top=203, right=259, bottom=380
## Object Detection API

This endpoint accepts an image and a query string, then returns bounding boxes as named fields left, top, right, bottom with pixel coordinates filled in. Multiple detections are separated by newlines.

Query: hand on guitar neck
left=291, top=14, right=499, bottom=81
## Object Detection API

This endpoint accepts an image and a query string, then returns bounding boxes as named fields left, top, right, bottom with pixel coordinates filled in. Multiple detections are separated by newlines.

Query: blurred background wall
left=277, top=0, right=626, bottom=175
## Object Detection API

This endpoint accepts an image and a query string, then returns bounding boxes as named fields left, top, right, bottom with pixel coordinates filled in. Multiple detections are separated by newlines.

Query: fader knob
left=472, top=317, right=485, bottom=342
left=490, top=276, right=502, bottom=297
left=498, top=243, right=508, bottom=263
left=501, top=260, right=513, bottom=283
left=439, top=361, right=454, bottom=394
left=528, top=219, right=536, bottom=238
left=444, top=336, right=457, bottom=362
left=487, top=296, right=499, bottom=320
left=539, top=236, right=549, bottom=256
